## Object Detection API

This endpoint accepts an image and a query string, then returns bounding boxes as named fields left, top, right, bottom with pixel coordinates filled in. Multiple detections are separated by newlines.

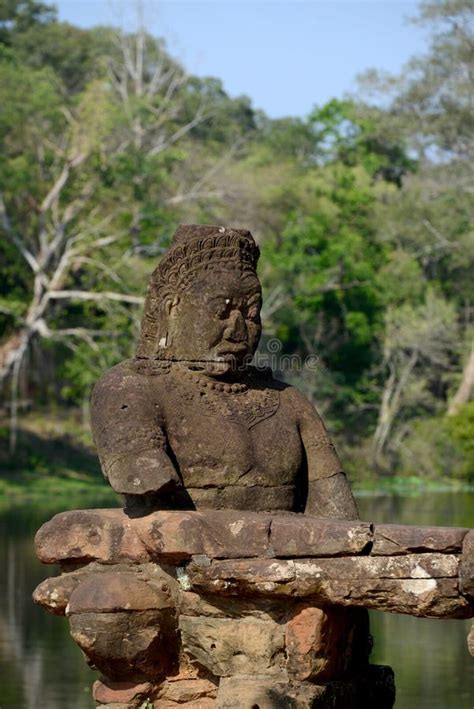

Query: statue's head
left=137, top=224, right=262, bottom=370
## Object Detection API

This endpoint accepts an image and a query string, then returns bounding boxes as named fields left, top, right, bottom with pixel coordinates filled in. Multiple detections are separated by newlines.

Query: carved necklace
left=181, top=367, right=248, bottom=394
left=178, top=364, right=280, bottom=429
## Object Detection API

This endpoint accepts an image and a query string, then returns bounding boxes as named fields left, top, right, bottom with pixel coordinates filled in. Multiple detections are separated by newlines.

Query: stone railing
left=33, top=509, right=473, bottom=708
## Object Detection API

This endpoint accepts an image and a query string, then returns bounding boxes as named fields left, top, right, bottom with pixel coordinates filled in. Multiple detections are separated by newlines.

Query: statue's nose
left=224, top=310, right=247, bottom=342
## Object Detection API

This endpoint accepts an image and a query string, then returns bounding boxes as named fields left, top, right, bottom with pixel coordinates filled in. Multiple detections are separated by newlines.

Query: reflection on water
left=0, top=493, right=472, bottom=708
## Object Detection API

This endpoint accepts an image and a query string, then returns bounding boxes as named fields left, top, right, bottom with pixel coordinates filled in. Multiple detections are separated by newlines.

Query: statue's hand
left=105, top=450, right=182, bottom=497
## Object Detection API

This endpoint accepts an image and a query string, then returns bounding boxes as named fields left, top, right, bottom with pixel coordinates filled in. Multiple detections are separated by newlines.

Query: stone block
left=35, top=508, right=148, bottom=565
left=134, top=509, right=272, bottom=561
left=92, top=678, right=154, bottom=705
left=270, top=516, right=372, bottom=558
left=67, top=570, right=174, bottom=613
left=187, top=554, right=471, bottom=618
left=285, top=605, right=353, bottom=681
left=179, top=616, right=285, bottom=677
left=372, top=524, right=468, bottom=556
left=32, top=573, right=82, bottom=615
left=293, top=553, right=459, bottom=581
left=157, top=675, right=218, bottom=703
left=178, top=591, right=289, bottom=622
left=460, top=529, right=474, bottom=598
left=215, top=676, right=326, bottom=708
left=69, top=609, right=177, bottom=680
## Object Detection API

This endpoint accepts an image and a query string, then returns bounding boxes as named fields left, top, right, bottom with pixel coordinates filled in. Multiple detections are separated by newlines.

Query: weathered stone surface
left=92, top=678, right=154, bottom=705
left=69, top=609, right=178, bottom=680
left=313, top=578, right=470, bottom=618
left=269, top=516, right=372, bottom=557
left=178, top=591, right=289, bottom=622
left=460, top=529, right=474, bottom=598
left=189, top=553, right=460, bottom=585
left=187, top=558, right=296, bottom=589
left=134, top=509, right=272, bottom=561
left=67, top=571, right=174, bottom=613
left=35, top=508, right=148, bottom=565
left=32, top=573, right=82, bottom=615
left=88, top=224, right=358, bottom=521
left=187, top=554, right=471, bottom=618
left=157, top=675, right=218, bottom=704
left=215, top=677, right=326, bottom=708
left=372, top=524, right=468, bottom=556
left=293, top=553, right=460, bottom=580
left=285, top=605, right=354, bottom=681
left=179, top=616, right=286, bottom=677
left=215, top=666, right=395, bottom=709
left=158, top=700, right=215, bottom=709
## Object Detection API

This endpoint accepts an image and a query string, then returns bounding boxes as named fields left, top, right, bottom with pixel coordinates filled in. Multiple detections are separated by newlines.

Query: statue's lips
left=216, top=343, right=248, bottom=356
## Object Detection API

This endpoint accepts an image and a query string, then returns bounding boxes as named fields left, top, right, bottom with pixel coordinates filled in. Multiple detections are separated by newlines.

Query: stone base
left=215, top=665, right=395, bottom=709
left=93, top=665, right=395, bottom=708
left=34, top=508, right=473, bottom=709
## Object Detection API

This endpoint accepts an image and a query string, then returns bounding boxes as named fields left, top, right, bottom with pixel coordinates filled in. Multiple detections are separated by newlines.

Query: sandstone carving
left=33, top=224, right=472, bottom=708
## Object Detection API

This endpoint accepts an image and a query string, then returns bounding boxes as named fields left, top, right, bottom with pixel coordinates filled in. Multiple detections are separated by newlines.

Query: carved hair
left=137, top=224, right=260, bottom=358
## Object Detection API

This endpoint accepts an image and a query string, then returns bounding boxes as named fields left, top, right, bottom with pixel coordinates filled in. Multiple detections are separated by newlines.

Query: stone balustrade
left=33, top=508, right=473, bottom=708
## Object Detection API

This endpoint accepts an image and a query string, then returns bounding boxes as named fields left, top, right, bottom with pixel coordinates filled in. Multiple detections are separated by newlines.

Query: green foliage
left=397, top=405, right=474, bottom=483
left=12, top=21, right=101, bottom=92
left=444, top=404, right=474, bottom=481
left=0, top=0, right=472, bottom=486
left=0, top=0, right=56, bottom=45
left=309, top=99, right=417, bottom=184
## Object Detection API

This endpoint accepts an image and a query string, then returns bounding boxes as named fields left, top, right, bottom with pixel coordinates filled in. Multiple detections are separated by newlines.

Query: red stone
left=92, top=678, right=153, bottom=704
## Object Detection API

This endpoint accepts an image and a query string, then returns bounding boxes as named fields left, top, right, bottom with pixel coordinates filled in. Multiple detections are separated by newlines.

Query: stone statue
left=91, top=223, right=358, bottom=519
left=33, top=224, right=472, bottom=708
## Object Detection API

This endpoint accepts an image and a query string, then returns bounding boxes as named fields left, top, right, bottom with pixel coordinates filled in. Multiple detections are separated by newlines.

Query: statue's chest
left=161, top=383, right=299, bottom=486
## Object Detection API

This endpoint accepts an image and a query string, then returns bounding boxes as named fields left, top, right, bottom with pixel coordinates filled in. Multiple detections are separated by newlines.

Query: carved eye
left=209, top=299, right=230, bottom=319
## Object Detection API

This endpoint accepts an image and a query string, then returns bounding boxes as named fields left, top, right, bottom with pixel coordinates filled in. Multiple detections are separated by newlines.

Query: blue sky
left=55, top=1, right=428, bottom=118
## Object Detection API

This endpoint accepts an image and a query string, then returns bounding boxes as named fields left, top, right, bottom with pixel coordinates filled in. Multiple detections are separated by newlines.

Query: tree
left=356, top=0, right=474, bottom=438
left=372, top=292, right=457, bottom=466
left=0, top=20, right=214, bottom=449
left=0, top=0, right=55, bottom=46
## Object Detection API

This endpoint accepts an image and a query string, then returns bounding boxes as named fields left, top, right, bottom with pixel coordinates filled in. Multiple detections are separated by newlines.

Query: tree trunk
left=448, top=342, right=474, bottom=415
left=0, top=332, right=23, bottom=380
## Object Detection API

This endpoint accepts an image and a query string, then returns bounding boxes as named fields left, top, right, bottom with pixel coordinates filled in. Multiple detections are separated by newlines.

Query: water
left=357, top=492, right=474, bottom=709
left=0, top=492, right=472, bottom=709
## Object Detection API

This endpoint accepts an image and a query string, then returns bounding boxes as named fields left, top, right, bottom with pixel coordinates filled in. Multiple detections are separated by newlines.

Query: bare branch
left=39, top=164, right=69, bottom=214
left=168, top=137, right=244, bottom=207
left=47, top=290, right=145, bottom=305
left=0, top=193, right=46, bottom=280
left=8, top=335, right=29, bottom=453
left=148, top=106, right=207, bottom=157
left=448, top=340, right=474, bottom=415
left=73, top=256, right=124, bottom=286
left=166, top=189, right=224, bottom=206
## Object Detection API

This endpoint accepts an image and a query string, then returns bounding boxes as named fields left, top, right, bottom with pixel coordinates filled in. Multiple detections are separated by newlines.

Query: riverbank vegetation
left=1, top=0, right=473, bottom=493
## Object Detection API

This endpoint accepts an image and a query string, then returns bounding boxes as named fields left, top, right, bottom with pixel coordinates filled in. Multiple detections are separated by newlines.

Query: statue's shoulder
left=271, top=379, right=319, bottom=415
left=91, top=359, right=171, bottom=400
left=123, top=358, right=172, bottom=377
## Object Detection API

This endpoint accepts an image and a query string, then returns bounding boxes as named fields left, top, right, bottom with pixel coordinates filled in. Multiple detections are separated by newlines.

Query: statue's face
left=167, top=269, right=262, bottom=369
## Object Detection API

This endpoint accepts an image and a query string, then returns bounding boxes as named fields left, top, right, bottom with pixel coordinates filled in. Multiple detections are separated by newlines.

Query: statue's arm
left=90, top=364, right=181, bottom=497
left=289, top=388, right=358, bottom=520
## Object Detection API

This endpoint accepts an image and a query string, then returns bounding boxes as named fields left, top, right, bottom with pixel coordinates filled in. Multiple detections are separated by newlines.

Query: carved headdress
left=137, top=224, right=260, bottom=358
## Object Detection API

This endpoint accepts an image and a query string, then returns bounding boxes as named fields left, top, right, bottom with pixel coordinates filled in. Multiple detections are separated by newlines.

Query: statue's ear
left=164, top=294, right=180, bottom=317
left=157, top=295, right=180, bottom=351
